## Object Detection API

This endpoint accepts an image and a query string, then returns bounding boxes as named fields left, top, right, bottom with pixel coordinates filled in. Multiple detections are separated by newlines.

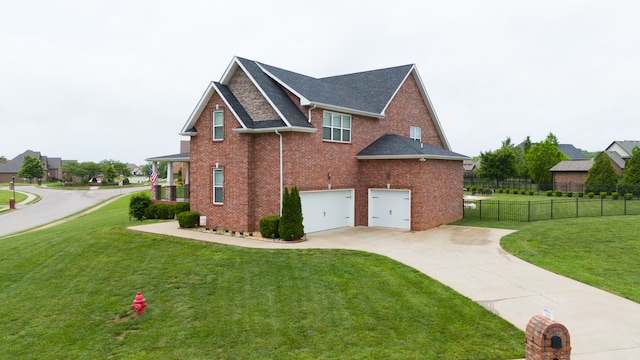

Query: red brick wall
left=356, top=159, right=463, bottom=230
left=188, top=67, right=463, bottom=232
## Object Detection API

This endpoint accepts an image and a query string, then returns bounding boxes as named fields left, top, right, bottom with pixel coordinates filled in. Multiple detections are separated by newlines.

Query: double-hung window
left=213, top=169, right=223, bottom=204
left=323, top=111, right=351, bottom=142
left=213, top=110, right=224, bottom=140
left=410, top=126, right=422, bottom=141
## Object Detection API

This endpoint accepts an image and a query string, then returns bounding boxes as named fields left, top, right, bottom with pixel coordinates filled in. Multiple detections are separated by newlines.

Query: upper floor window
left=410, top=126, right=422, bottom=141
left=323, top=111, right=351, bottom=142
left=213, top=110, right=224, bottom=140
left=213, top=168, right=224, bottom=204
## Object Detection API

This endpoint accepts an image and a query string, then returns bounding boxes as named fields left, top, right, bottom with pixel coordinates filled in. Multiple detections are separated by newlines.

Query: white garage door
left=300, top=189, right=354, bottom=233
left=368, top=189, right=411, bottom=230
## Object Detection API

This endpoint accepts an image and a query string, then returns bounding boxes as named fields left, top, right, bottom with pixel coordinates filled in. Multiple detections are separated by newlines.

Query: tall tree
left=18, top=155, right=45, bottom=182
left=476, top=137, right=518, bottom=187
left=585, top=152, right=619, bottom=194
left=524, top=133, right=568, bottom=188
left=517, top=136, right=533, bottom=178
left=619, top=146, right=640, bottom=196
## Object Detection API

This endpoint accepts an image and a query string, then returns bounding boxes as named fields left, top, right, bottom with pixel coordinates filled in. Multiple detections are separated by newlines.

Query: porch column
left=167, top=162, right=174, bottom=185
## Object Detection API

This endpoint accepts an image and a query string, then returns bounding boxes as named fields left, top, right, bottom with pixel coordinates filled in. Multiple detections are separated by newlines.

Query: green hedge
left=143, top=202, right=191, bottom=220
left=177, top=211, right=200, bottom=228
left=129, top=193, right=152, bottom=220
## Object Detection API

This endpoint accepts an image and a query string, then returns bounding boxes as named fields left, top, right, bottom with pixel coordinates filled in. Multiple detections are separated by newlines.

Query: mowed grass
left=0, top=189, right=27, bottom=204
left=455, top=216, right=640, bottom=303
left=0, top=196, right=524, bottom=359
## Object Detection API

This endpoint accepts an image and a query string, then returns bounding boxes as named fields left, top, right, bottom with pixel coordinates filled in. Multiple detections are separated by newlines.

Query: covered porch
left=144, top=152, right=191, bottom=202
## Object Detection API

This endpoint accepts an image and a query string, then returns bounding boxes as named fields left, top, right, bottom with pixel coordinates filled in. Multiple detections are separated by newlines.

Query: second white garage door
left=300, top=189, right=354, bottom=233
left=368, top=189, right=411, bottom=230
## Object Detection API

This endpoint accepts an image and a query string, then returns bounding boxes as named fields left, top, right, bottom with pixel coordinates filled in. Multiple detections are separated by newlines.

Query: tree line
left=474, top=133, right=640, bottom=194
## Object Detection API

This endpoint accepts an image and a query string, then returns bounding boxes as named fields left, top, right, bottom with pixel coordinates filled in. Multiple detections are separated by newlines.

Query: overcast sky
left=1, top=0, right=638, bottom=165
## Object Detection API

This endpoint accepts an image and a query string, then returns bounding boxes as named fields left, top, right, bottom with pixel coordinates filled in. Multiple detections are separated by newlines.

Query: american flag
left=149, top=168, right=158, bottom=195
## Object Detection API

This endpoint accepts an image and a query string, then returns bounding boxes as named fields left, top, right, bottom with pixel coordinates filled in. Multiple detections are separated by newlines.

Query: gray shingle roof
left=558, top=144, right=588, bottom=159
left=357, top=134, right=468, bottom=160
left=0, top=150, right=42, bottom=173
left=549, top=159, right=594, bottom=172
left=258, top=61, right=413, bottom=116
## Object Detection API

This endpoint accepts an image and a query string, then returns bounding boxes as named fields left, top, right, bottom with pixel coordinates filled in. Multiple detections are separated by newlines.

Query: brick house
left=179, top=57, right=468, bottom=233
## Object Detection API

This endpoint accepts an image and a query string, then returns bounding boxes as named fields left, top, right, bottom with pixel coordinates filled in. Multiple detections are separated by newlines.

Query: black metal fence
left=463, top=197, right=640, bottom=222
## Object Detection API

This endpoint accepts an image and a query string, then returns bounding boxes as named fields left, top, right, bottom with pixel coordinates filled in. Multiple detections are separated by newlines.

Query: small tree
left=18, top=155, right=45, bottom=182
left=619, top=146, right=640, bottom=196
left=585, top=152, right=618, bottom=194
left=278, top=186, right=304, bottom=240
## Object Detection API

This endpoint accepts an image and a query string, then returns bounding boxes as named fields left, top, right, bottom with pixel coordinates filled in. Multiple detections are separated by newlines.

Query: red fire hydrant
left=131, top=291, right=147, bottom=316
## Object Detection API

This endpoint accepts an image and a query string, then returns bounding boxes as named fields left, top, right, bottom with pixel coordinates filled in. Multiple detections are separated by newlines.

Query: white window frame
left=410, top=126, right=422, bottom=141
left=213, top=110, right=224, bottom=141
left=322, top=111, right=351, bottom=143
left=213, top=168, right=223, bottom=204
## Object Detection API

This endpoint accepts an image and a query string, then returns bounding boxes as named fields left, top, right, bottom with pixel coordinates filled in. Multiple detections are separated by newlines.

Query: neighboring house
left=0, top=150, right=46, bottom=183
left=47, top=157, right=62, bottom=180
left=176, top=56, right=468, bottom=233
left=463, top=159, right=480, bottom=178
left=550, top=151, right=624, bottom=192
left=605, top=140, right=640, bottom=160
left=550, top=159, right=594, bottom=192
left=128, top=163, right=142, bottom=176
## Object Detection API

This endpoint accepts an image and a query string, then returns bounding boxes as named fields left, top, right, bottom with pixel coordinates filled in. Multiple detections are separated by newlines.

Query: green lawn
left=0, top=189, right=27, bottom=204
left=454, top=215, right=640, bottom=303
left=0, top=196, right=524, bottom=359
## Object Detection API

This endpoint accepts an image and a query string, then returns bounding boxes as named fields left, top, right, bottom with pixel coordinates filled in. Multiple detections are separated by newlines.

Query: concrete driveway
left=130, top=222, right=640, bottom=359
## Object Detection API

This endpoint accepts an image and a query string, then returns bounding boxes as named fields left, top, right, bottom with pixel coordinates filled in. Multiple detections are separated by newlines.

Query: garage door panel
left=300, top=190, right=354, bottom=233
left=369, top=189, right=411, bottom=230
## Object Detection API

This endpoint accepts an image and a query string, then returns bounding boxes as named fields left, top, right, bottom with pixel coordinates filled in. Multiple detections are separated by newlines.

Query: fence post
left=550, top=199, right=553, bottom=219
left=479, top=200, right=482, bottom=220
left=528, top=201, right=531, bottom=222
left=624, top=196, right=627, bottom=215
left=576, top=197, right=579, bottom=218
left=601, top=197, right=604, bottom=216
left=497, top=200, right=500, bottom=221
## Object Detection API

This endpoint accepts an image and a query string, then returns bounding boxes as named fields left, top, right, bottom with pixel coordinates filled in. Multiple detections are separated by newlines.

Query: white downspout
left=275, top=129, right=283, bottom=215
left=308, top=104, right=317, bottom=122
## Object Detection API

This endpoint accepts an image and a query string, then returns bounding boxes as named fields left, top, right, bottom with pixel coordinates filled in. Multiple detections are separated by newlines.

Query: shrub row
left=144, top=202, right=190, bottom=220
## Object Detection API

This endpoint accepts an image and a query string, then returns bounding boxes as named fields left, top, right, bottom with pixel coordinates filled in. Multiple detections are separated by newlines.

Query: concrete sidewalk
left=130, top=222, right=640, bottom=359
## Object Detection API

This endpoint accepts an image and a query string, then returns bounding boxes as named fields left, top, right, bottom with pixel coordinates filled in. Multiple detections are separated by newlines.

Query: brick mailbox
left=526, top=315, right=571, bottom=360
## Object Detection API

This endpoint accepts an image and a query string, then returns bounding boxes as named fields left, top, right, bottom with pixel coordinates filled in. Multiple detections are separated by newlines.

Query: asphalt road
left=0, top=185, right=145, bottom=237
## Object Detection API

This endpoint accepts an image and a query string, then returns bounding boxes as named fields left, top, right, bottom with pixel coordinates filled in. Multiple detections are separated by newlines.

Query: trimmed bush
left=588, top=192, right=595, bottom=198
left=129, top=192, right=152, bottom=220
left=578, top=192, right=584, bottom=197
left=625, top=193, right=633, bottom=200
left=612, top=192, right=619, bottom=200
left=520, top=190, right=525, bottom=195
left=177, top=211, right=200, bottom=228
left=566, top=191, right=573, bottom=197
left=600, top=192, right=608, bottom=199
left=546, top=190, right=553, bottom=197
left=528, top=190, right=534, bottom=196
left=260, top=216, right=281, bottom=239
left=555, top=190, right=562, bottom=197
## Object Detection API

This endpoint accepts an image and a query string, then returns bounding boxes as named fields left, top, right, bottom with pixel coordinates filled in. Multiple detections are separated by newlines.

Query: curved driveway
left=0, top=185, right=144, bottom=237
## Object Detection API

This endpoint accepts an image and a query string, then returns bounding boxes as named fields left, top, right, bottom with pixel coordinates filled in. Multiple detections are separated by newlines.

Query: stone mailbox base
left=9, top=198, right=15, bottom=209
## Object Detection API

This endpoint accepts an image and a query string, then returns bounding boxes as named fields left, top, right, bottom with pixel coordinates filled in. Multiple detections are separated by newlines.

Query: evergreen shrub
left=260, top=216, right=281, bottom=239
left=177, top=211, right=200, bottom=228
left=129, top=192, right=152, bottom=220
